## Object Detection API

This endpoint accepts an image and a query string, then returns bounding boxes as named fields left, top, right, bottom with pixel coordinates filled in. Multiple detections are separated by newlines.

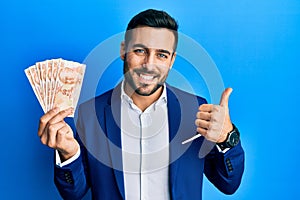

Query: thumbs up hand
left=195, top=88, right=234, bottom=143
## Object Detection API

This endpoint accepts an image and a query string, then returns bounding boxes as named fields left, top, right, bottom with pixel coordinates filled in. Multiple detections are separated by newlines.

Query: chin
left=135, top=84, right=162, bottom=96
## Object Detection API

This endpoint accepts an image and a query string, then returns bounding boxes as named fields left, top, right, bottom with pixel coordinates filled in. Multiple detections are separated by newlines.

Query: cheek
left=126, top=55, right=143, bottom=69
left=160, top=66, right=170, bottom=76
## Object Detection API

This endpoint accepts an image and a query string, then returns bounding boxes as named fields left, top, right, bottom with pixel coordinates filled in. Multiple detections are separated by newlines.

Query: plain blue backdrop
left=1, top=0, right=299, bottom=199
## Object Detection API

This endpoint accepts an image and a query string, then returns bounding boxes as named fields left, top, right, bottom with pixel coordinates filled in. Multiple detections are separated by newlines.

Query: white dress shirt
left=121, top=81, right=170, bottom=200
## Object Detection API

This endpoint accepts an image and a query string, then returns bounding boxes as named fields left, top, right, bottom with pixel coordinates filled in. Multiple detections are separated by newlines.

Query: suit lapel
left=104, top=84, right=125, bottom=199
left=166, top=86, right=181, bottom=198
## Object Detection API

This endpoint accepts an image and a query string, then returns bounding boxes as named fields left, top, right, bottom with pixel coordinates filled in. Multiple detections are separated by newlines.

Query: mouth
left=136, top=72, right=158, bottom=84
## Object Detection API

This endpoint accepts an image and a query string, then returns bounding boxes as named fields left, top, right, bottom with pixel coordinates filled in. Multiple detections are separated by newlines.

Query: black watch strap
left=217, top=124, right=240, bottom=151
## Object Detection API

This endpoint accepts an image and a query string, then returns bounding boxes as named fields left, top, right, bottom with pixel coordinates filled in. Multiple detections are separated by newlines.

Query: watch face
left=229, top=131, right=240, bottom=147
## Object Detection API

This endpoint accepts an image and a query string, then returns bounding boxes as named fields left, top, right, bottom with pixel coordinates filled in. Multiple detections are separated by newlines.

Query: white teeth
left=140, top=74, right=154, bottom=80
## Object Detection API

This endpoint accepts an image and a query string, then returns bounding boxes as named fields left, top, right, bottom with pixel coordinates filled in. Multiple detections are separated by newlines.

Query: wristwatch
left=217, top=124, right=240, bottom=150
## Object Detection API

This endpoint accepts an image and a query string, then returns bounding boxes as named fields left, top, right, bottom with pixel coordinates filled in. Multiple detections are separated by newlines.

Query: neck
left=124, top=83, right=163, bottom=112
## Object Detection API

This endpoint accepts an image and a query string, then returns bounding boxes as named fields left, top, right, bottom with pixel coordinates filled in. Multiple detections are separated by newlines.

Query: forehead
left=126, top=27, right=176, bottom=52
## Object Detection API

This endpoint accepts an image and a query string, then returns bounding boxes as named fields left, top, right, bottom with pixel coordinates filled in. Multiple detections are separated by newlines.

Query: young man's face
left=121, top=26, right=176, bottom=96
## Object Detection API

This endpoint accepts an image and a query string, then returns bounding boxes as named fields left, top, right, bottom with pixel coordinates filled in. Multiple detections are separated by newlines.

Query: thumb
left=219, top=88, right=233, bottom=107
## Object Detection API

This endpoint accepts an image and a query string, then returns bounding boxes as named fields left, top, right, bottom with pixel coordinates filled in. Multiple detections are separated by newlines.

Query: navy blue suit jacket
left=54, top=84, right=245, bottom=200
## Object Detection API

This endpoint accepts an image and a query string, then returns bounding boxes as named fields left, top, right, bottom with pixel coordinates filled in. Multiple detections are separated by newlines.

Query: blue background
left=1, top=0, right=299, bottom=199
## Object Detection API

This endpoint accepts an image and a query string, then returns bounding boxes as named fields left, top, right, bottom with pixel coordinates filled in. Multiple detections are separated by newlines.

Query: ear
left=169, top=52, right=177, bottom=69
left=120, top=41, right=125, bottom=61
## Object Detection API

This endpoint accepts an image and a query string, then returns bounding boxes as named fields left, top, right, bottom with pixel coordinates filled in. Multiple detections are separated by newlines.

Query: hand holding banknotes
left=25, top=59, right=85, bottom=161
left=195, top=88, right=234, bottom=143
left=38, top=107, right=79, bottom=162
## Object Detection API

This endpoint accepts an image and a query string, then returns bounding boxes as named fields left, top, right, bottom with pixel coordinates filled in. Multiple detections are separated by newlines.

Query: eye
left=133, top=49, right=146, bottom=55
left=157, top=53, right=168, bottom=59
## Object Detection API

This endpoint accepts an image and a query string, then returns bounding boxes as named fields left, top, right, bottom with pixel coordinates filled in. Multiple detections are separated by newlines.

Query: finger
left=199, top=104, right=213, bottom=112
left=46, top=121, right=67, bottom=148
left=55, top=125, right=71, bottom=145
left=196, top=111, right=211, bottom=121
left=219, top=88, right=233, bottom=108
left=195, top=119, right=210, bottom=129
left=57, top=125, right=78, bottom=157
left=48, top=108, right=74, bottom=125
left=38, top=107, right=60, bottom=137
left=57, top=124, right=73, bottom=139
left=197, top=127, right=208, bottom=136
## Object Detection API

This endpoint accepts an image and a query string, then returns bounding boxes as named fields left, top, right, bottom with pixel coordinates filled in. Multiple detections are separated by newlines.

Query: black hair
left=125, top=9, right=179, bottom=51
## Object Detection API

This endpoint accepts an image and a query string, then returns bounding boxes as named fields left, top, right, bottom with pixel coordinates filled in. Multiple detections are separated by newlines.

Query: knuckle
left=57, top=128, right=66, bottom=136
left=196, top=128, right=201, bottom=134
left=48, top=119, right=57, bottom=126
left=198, top=112, right=203, bottom=119
left=40, top=137, right=47, bottom=145
left=210, top=114, right=217, bottom=122
left=47, top=141, right=53, bottom=148
left=198, top=120, right=203, bottom=127
left=200, top=112, right=208, bottom=119
left=198, top=128, right=207, bottom=136
left=206, top=122, right=211, bottom=129
left=199, top=104, right=204, bottom=110
left=48, top=125, right=57, bottom=133
left=48, top=142, right=56, bottom=148
left=39, top=117, right=47, bottom=125
left=47, top=138, right=57, bottom=148
left=207, top=113, right=212, bottom=120
left=213, top=105, right=221, bottom=112
left=211, top=110, right=221, bottom=120
left=199, top=104, right=207, bottom=111
left=40, top=139, right=46, bottom=145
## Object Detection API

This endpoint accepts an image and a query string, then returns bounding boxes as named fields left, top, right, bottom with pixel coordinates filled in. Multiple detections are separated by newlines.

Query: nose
left=144, top=50, right=156, bottom=65
left=142, top=50, right=156, bottom=69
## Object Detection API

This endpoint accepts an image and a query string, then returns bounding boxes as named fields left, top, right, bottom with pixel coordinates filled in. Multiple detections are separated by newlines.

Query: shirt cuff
left=55, top=148, right=81, bottom=167
left=216, top=144, right=230, bottom=153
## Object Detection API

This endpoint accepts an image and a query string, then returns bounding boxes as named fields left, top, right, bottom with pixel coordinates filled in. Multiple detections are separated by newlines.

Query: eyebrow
left=132, top=44, right=172, bottom=55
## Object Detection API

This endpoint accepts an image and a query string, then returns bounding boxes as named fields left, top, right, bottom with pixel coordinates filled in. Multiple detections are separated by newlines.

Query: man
left=38, top=9, right=244, bottom=200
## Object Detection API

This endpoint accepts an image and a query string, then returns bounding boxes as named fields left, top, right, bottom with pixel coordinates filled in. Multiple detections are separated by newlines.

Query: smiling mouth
left=140, top=73, right=154, bottom=80
left=136, top=72, right=158, bottom=82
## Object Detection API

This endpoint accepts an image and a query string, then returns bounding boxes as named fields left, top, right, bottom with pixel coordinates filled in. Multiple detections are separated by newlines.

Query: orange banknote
left=25, top=59, right=86, bottom=117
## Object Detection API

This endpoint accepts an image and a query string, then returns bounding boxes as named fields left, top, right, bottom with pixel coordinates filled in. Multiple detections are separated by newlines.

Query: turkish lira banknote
left=25, top=59, right=86, bottom=117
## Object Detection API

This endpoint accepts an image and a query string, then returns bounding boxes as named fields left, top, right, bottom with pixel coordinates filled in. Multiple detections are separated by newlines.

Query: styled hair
left=125, top=9, right=179, bottom=51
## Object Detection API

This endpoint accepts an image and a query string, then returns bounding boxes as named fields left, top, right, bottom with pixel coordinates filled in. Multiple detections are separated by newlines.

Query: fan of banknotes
left=24, top=58, right=86, bottom=117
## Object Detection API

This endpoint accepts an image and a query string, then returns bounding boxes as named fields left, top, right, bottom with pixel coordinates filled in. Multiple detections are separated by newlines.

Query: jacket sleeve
left=204, top=140, right=245, bottom=195
left=54, top=132, right=90, bottom=200
left=54, top=112, right=91, bottom=200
